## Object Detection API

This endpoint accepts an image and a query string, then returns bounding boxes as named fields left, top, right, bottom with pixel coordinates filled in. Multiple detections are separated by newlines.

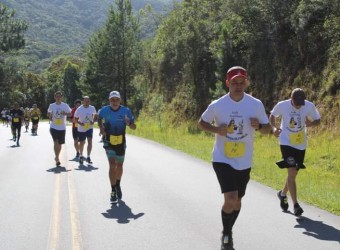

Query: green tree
left=63, top=62, right=82, bottom=103
left=0, top=3, right=28, bottom=53
left=85, top=0, right=140, bottom=106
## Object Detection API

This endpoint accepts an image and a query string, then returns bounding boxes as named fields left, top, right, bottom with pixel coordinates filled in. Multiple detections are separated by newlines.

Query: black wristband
left=256, top=124, right=262, bottom=130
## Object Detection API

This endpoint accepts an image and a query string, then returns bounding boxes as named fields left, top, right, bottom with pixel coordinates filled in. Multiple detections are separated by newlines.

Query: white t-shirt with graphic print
left=74, top=105, right=97, bottom=132
left=201, top=93, right=269, bottom=170
left=271, top=99, right=320, bottom=150
left=48, top=102, right=72, bottom=130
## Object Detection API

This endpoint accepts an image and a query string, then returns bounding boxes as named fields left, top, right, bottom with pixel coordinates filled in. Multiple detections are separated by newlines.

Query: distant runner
left=10, top=103, right=24, bottom=146
left=74, top=96, right=97, bottom=164
left=70, top=99, right=81, bottom=159
left=30, top=104, right=41, bottom=135
left=47, top=91, right=71, bottom=166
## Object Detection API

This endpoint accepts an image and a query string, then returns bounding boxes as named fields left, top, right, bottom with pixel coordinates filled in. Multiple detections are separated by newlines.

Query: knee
left=223, top=192, right=239, bottom=211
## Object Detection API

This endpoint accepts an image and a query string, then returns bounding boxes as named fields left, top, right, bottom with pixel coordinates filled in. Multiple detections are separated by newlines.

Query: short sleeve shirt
left=48, top=102, right=71, bottom=130
left=74, top=105, right=97, bottom=132
left=98, top=105, right=135, bottom=136
left=201, top=93, right=269, bottom=170
left=270, top=99, right=321, bottom=150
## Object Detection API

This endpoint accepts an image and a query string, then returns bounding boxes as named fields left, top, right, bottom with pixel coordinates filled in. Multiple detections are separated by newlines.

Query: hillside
left=2, top=0, right=179, bottom=72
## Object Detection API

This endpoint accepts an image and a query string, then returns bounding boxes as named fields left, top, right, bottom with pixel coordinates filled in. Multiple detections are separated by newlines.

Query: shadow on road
left=295, top=216, right=340, bottom=243
left=75, top=164, right=99, bottom=172
left=102, top=200, right=144, bottom=224
left=46, top=166, right=71, bottom=174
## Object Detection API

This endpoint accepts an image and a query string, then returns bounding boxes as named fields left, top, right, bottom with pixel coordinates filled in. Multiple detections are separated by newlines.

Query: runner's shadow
left=75, top=164, right=99, bottom=172
left=295, top=216, right=340, bottom=242
left=69, top=157, right=79, bottom=162
left=46, top=166, right=71, bottom=174
left=102, top=200, right=144, bottom=224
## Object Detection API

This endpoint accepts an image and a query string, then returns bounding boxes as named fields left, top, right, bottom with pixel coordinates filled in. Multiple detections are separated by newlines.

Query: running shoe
left=294, top=203, right=304, bottom=216
left=116, top=185, right=122, bottom=199
left=110, top=191, right=118, bottom=203
left=221, top=231, right=233, bottom=250
left=277, top=190, right=289, bottom=211
left=86, top=157, right=92, bottom=164
left=79, top=156, right=84, bottom=165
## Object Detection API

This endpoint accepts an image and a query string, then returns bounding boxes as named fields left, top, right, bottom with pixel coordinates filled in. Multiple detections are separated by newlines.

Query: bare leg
left=87, top=138, right=93, bottom=156
left=54, top=140, right=61, bottom=162
left=283, top=168, right=298, bottom=204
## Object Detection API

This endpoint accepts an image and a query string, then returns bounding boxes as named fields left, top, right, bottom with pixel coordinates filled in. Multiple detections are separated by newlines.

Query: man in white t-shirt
left=270, top=88, right=321, bottom=216
left=198, top=66, right=271, bottom=250
left=74, top=96, right=97, bottom=164
left=47, top=91, right=72, bottom=166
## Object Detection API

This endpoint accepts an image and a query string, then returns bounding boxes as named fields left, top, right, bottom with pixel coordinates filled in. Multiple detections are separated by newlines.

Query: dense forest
left=0, top=0, right=339, bottom=128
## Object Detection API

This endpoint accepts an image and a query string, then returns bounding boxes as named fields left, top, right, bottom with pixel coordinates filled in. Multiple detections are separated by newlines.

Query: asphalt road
left=0, top=122, right=339, bottom=250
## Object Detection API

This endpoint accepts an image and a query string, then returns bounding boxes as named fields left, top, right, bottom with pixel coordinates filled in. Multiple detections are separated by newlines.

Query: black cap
left=291, top=88, right=306, bottom=106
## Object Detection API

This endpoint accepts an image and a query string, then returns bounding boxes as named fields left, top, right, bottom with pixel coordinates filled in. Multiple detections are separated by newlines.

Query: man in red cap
left=198, top=66, right=271, bottom=250
left=270, top=88, right=321, bottom=216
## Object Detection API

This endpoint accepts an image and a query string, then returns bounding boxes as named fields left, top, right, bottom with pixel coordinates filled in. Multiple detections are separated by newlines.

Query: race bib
left=75, top=123, right=78, bottom=128
left=33, top=117, right=39, bottom=120
left=110, top=135, right=123, bottom=145
left=54, top=118, right=63, bottom=126
left=83, top=123, right=90, bottom=130
left=289, top=131, right=304, bottom=145
left=224, top=142, right=246, bottom=158
left=13, top=118, right=19, bottom=123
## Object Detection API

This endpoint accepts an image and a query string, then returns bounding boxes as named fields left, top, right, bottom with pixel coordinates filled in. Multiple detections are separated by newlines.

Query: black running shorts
left=212, top=162, right=251, bottom=197
left=280, top=145, right=305, bottom=169
left=50, top=128, right=66, bottom=144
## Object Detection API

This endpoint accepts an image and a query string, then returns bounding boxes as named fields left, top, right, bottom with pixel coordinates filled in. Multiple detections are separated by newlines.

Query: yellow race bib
left=54, top=118, right=63, bottom=126
left=289, top=131, right=304, bottom=145
left=33, top=117, right=39, bottom=120
left=224, top=142, right=246, bottom=158
left=13, top=118, right=19, bottom=122
left=110, top=135, right=123, bottom=145
left=83, top=123, right=90, bottom=130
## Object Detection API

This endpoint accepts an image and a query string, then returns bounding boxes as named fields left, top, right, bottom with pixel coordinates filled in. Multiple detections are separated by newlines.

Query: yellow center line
left=64, top=144, right=83, bottom=250
left=47, top=142, right=83, bottom=250
left=47, top=171, right=61, bottom=250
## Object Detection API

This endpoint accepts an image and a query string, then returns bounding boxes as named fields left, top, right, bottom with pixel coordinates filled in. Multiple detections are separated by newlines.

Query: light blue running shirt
left=98, top=105, right=135, bottom=136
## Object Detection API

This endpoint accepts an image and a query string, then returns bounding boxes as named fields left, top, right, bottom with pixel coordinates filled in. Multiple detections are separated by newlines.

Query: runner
left=23, top=107, right=30, bottom=132
left=47, top=91, right=71, bottom=166
left=10, top=103, right=24, bottom=146
left=98, top=91, right=136, bottom=203
left=198, top=66, right=271, bottom=250
left=70, top=99, right=81, bottom=159
left=1, top=108, right=8, bottom=126
left=30, top=104, right=42, bottom=135
left=270, top=88, right=321, bottom=216
left=74, top=96, right=97, bottom=164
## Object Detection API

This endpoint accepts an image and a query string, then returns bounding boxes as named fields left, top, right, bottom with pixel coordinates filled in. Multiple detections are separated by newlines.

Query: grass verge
left=128, top=118, right=340, bottom=215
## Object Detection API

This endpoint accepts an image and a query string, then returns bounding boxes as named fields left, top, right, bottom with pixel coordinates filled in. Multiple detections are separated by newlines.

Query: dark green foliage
left=1, top=0, right=177, bottom=72
left=85, top=0, right=140, bottom=107
left=0, top=3, right=27, bottom=53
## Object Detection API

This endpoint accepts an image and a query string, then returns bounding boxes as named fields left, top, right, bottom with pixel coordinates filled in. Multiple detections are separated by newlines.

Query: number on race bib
left=224, top=142, right=246, bottom=158
left=110, top=135, right=123, bottom=145
left=289, top=131, right=304, bottom=145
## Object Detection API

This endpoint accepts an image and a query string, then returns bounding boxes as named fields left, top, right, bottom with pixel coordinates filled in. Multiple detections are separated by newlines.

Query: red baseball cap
left=226, top=66, right=247, bottom=82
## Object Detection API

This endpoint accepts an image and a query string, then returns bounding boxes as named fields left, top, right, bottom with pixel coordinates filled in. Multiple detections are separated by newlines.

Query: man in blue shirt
left=98, top=91, right=136, bottom=203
